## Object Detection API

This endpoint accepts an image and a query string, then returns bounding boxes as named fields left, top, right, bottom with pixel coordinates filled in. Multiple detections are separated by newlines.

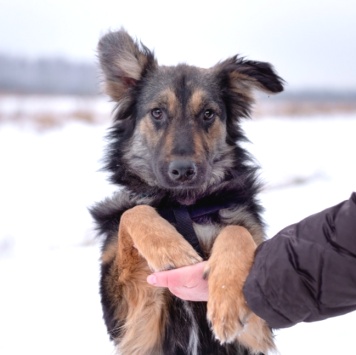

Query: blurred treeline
left=1, top=54, right=355, bottom=113
left=0, top=54, right=99, bottom=95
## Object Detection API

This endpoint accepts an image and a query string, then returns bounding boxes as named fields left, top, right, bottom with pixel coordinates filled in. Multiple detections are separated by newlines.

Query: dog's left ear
left=216, top=55, right=284, bottom=95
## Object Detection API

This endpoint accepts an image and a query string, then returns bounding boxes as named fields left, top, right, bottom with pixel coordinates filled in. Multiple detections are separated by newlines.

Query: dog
left=90, top=29, right=284, bottom=355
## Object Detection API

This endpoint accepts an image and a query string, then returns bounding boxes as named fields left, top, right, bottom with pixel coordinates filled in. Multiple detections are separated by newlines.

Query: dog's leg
left=109, top=205, right=202, bottom=355
left=205, top=225, right=275, bottom=354
left=120, top=205, right=203, bottom=270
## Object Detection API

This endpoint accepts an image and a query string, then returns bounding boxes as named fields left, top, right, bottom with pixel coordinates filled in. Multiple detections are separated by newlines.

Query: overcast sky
left=1, top=0, right=355, bottom=90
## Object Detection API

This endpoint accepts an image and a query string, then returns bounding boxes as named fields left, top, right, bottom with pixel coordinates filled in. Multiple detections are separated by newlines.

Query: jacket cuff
left=243, top=234, right=312, bottom=328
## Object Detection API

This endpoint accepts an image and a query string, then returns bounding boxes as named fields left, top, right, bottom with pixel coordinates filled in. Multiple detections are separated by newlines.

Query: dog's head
left=98, top=29, right=283, bottom=199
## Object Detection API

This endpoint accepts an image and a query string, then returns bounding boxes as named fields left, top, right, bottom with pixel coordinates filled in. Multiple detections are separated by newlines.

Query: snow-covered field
left=0, top=97, right=355, bottom=354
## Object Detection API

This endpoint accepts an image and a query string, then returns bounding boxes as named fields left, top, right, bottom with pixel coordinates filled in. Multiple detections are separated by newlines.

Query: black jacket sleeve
left=243, top=192, right=356, bottom=328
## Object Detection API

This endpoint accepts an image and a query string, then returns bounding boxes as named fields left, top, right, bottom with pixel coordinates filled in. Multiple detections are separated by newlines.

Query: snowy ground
left=0, top=102, right=355, bottom=354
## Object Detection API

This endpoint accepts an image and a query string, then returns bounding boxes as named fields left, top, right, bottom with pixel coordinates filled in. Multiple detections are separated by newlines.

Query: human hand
left=147, top=261, right=209, bottom=301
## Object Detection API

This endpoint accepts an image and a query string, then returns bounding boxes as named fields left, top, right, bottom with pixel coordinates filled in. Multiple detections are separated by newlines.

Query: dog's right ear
left=98, top=29, right=157, bottom=101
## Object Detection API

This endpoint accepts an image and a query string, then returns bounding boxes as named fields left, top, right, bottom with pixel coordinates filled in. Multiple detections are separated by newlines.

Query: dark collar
left=157, top=196, right=237, bottom=260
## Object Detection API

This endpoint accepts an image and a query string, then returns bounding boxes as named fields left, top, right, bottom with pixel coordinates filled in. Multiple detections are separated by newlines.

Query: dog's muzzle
left=168, top=160, right=197, bottom=183
left=156, top=158, right=207, bottom=189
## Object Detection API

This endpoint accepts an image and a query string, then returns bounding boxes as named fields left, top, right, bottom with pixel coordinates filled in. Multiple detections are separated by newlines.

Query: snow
left=0, top=100, right=355, bottom=354
left=0, top=95, right=111, bottom=117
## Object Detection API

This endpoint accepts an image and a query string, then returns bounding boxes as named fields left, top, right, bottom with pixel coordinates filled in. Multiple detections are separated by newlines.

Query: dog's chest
left=193, top=222, right=222, bottom=255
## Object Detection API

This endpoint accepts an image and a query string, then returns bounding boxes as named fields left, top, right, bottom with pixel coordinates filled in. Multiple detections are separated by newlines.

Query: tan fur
left=114, top=34, right=151, bottom=81
left=101, top=238, right=118, bottom=264
left=120, top=206, right=202, bottom=270
left=228, top=71, right=258, bottom=101
left=112, top=205, right=202, bottom=354
left=118, top=257, right=167, bottom=355
left=189, top=89, right=206, bottom=114
left=139, top=115, right=161, bottom=147
left=148, top=88, right=178, bottom=114
left=159, top=126, right=176, bottom=162
left=115, top=205, right=274, bottom=354
left=190, top=130, right=203, bottom=160
left=139, top=89, right=178, bottom=159
left=207, top=117, right=226, bottom=144
left=114, top=54, right=142, bottom=81
left=104, top=49, right=149, bottom=101
left=162, top=88, right=178, bottom=114
left=205, top=226, right=275, bottom=354
left=219, top=206, right=265, bottom=245
left=189, top=88, right=227, bottom=154
left=193, top=222, right=221, bottom=256
left=104, top=81, right=129, bottom=102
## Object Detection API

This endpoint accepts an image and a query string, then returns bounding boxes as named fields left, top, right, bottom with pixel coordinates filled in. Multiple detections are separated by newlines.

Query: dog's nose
left=168, top=160, right=197, bottom=183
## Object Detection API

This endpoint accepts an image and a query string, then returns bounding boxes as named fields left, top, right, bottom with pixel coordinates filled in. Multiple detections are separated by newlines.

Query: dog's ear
left=98, top=29, right=157, bottom=101
left=216, top=55, right=284, bottom=96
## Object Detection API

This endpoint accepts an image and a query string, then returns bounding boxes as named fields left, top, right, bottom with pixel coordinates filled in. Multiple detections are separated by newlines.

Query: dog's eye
left=203, top=109, right=215, bottom=121
left=151, top=108, right=163, bottom=120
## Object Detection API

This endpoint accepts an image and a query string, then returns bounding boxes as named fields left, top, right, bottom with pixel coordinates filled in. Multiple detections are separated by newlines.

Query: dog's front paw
left=205, top=225, right=275, bottom=353
left=121, top=205, right=203, bottom=271
left=206, top=263, right=275, bottom=354
left=144, top=236, right=203, bottom=272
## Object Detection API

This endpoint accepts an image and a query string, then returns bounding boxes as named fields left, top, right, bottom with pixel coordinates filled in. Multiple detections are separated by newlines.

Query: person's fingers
left=147, top=261, right=209, bottom=301
left=146, top=268, right=185, bottom=288
left=147, top=261, right=207, bottom=287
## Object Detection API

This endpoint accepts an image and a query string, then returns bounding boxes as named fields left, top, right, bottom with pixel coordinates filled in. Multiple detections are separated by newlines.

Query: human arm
left=147, top=192, right=356, bottom=328
left=243, top=192, right=356, bottom=328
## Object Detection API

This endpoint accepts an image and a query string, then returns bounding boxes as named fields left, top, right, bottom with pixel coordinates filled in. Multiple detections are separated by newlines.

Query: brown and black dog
left=91, top=29, right=284, bottom=355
